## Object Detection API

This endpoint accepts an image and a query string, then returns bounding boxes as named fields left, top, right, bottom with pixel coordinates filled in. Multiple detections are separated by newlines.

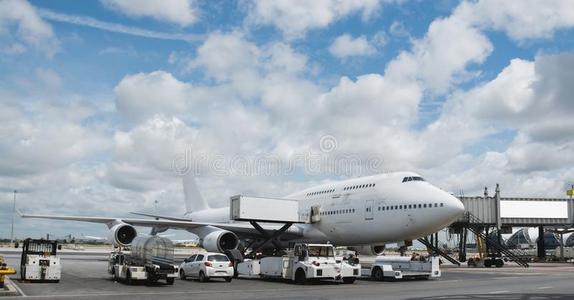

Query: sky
left=1, top=0, right=574, bottom=240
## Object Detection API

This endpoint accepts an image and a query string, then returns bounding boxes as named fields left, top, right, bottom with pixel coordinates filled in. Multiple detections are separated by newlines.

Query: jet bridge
left=450, top=184, right=574, bottom=263
left=229, top=195, right=306, bottom=255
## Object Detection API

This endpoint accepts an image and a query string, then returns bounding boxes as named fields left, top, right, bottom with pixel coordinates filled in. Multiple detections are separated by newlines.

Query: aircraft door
left=364, top=199, right=374, bottom=220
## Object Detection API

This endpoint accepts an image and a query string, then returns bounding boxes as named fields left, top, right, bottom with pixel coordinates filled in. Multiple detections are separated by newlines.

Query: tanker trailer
left=108, top=236, right=179, bottom=285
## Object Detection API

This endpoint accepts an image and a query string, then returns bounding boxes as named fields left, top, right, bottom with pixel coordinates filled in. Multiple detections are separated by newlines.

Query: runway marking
left=536, top=286, right=553, bottom=289
left=0, top=286, right=351, bottom=299
left=487, top=290, right=509, bottom=294
left=7, top=278, right=27, bottom=297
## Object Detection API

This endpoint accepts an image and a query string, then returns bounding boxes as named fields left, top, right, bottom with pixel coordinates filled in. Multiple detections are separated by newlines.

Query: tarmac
left=0, top=251, right=573, bottom=300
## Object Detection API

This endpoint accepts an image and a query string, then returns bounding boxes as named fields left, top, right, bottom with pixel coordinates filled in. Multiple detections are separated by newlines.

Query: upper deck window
left=402, top=176, right=425, bottom=183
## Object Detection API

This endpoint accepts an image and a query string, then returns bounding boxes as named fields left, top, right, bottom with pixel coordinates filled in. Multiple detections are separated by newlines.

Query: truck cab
left=288, top=243, right=360, bottom=284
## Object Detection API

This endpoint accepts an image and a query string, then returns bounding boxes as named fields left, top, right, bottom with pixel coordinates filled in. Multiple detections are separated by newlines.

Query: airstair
left=462, top=212, right=530, bottom=267
left=417, top=237, right=460, bottom=266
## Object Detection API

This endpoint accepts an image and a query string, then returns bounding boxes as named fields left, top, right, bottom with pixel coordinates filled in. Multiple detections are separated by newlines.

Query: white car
left=179, top=252, right=234, bottom=282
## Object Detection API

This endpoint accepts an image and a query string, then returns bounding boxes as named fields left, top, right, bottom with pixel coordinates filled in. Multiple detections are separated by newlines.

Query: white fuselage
left=186, top=172, right=465, bottom=246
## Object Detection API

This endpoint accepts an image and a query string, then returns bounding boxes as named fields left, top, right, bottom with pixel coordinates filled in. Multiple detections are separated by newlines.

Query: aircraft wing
left=18, top=211, right=304, bottom=239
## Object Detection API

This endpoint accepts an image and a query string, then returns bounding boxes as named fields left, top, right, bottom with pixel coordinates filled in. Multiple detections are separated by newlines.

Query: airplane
left=20, top=171, right=465, bottom=256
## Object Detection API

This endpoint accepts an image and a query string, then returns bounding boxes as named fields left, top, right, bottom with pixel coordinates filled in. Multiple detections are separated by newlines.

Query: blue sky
left=1, top=0, right=574, bottom=239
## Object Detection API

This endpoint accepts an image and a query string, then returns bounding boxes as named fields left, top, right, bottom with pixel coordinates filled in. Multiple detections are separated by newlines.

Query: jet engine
left=201, top=230, right=239, bottom=253
left=349, top=244, right=386, bottom=256
left=107, top=223, right=137, bottom=246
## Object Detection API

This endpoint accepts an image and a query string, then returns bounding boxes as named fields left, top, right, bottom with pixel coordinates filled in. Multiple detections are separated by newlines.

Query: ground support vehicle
left=20, top=239, right=61, bottom=282
left=237, top=243, right=360, bottom=284
left=364, top=255, right=441, bottom=280
left=108, top=236, right=178, bottom=285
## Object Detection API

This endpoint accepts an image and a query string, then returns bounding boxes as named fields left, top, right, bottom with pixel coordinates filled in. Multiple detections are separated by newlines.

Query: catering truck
left=237, top=243, right=360, bottom=284
left=108, top=236, right=179, bottom=285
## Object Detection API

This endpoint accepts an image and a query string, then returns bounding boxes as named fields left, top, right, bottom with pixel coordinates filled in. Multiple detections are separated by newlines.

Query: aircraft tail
left=183, top=172, right=209, bottom=213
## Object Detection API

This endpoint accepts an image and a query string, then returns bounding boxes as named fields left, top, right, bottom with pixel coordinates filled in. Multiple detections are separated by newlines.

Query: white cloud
left=457, top=0, right=574, bottom=41
left=329, top=34, right=376, bottom=58
left=245, top=0, right=383, bottom=38
left=114, top=71, right=192, bottom=123
left=0, top=92, right=109, bottom=177
left=107, top=115, right=197, bottom=191
left=0, top=0, right=59, bottom=56
left=420, top=52, right=574, bottom=194
left=101, top=0, right=198, bottom=27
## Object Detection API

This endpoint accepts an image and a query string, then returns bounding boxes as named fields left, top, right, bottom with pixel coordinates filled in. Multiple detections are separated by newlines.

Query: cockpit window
left=402, top=176, right=425, bottom=183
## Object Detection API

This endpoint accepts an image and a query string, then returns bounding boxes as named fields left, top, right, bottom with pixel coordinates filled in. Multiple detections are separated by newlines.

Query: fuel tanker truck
left=108, top=236, right=179, bottom=285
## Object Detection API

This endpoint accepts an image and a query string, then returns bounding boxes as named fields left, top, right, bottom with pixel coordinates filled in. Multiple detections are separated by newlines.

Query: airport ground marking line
left=536, top=286, right=554, bottom=289
left=7, top=278, right=28, bottom=297
left=487, top=290, right=510, bottom=294
left=9, top=286, right=351, bottom=299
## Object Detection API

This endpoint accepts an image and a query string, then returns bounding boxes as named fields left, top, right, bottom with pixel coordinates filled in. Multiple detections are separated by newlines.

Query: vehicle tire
left=225, top=277, right=232, bottom=282
left=166, top=277, right=175, bottom=285
left=484, top=259, right=492, bottom=268
left=342, top=277, right=356, bottom=284
left=179, top=270, right=186, bottom=280
left=126, top=270, right=132, bottom=285
left=294, top=269, right=306, bottom=285
left=199, top=271, right=209, bottom=282
left=147, top=274, right=158, bottom=285
left=495, top=259, right=504, bottom=268
left=111, top=268, right=117, bottom=281
left=372, top=267, right=384, bottom=281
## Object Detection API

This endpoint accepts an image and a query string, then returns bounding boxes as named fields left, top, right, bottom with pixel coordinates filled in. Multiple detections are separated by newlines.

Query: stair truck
left=237, top=243, right=361, bottom=284
left=20, top=239, right=61, bottom=282
left=108, top=236, right=179, bottom=285
left=364, top=255, right=441, bottom=280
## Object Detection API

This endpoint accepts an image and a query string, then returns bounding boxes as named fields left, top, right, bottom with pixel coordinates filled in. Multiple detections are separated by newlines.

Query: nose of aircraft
left=444, top=192, right=465, bottom=221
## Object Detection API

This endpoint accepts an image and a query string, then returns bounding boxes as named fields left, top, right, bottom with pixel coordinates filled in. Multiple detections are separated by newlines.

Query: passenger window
left=440, top=203, right=444, bottom=207
left=418, top=204, right=422, bottom=208
left=196, top=254, right=204, bottom=261
left=423, top=204, right=427, bottom=208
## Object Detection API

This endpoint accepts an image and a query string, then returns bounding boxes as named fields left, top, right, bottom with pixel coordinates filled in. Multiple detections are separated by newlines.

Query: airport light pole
left=10, top=190, right=17, bottom=244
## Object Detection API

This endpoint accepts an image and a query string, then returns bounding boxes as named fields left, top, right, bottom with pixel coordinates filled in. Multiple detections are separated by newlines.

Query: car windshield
left=208, top=255, right=230, bottom=262
left=308, top=246, right=334, bottom=257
